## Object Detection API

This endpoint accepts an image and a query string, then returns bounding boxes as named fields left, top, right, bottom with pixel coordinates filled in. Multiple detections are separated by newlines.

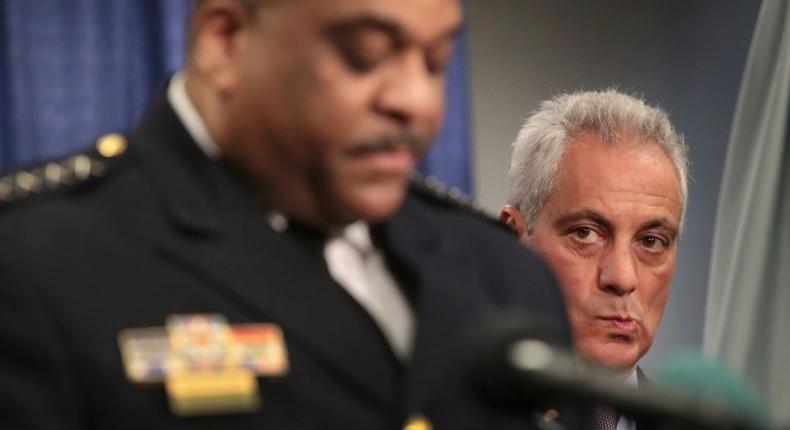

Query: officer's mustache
left=347, top=132, right=428, bottom=158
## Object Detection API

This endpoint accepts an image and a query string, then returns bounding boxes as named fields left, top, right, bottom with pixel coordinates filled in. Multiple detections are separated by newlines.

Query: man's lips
left=347, top=132, right=426, bottom=158
left=597, top=315, right=639, bottom=333
left=349, top=146, right=415, bottom=176
left=346, top=136, right=422, bottom=177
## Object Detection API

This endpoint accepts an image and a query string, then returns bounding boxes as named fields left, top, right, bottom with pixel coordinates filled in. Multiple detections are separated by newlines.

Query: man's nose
left=374, top=51, right=443, bottom=127
left=598, top=244, right=638, bottom=296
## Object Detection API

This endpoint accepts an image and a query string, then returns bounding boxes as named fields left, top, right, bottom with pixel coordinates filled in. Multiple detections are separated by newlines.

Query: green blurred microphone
left=654, top=349, right=771, bottom=429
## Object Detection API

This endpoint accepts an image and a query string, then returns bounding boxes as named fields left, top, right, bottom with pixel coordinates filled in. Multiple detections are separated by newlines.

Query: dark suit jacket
left=0, top=91, right=575, bottom=429
left=633, top=366, right=652, bottom=430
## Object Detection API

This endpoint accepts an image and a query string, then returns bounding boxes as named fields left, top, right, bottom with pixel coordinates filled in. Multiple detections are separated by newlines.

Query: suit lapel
left=637, top=366, right=650, bottom=388
left=129, top=93, right=399, bottom=411
left=381, top=195, right=496, bottom=410
left=153, top=211, right=401, bottom=411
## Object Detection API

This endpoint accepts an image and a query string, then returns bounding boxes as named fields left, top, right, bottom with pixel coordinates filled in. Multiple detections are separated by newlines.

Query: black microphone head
left=464, top=312, right=768, bottom=430
left=465, top=310, right=577, bottom=411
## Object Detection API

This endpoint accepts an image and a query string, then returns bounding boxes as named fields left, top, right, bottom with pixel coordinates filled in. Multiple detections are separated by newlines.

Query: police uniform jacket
left=0, top=90, right=575, bottom=430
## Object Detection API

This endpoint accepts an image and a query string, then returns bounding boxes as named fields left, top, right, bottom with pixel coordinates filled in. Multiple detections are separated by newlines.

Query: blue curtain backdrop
left=0, top=0, right=473, bottom=194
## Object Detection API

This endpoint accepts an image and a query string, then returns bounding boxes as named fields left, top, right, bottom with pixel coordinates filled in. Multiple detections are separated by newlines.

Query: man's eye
left=638, top=235, right=668, bottom=252
left=340, top=46, right=384, bottom=72
left=335, top=32, right=394, bottom=73
left=570, top=226, right=601, bottom=244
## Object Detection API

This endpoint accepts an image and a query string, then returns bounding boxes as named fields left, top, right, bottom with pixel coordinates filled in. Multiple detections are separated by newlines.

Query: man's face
left=216, top=0, right=461, bottom=227
left=523, top=133, right=681, bottom=373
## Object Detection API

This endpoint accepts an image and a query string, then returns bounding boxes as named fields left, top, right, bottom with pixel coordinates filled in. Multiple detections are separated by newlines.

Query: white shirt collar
left=624, top=368, right=638, bottom=387
left=166, top=71, right=220, bottom=160
left=339, top=221, right=374, bottom=253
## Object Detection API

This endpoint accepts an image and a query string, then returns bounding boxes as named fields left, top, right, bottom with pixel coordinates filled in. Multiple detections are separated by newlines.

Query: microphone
left=653, top=350, right=771, bottom=428
left=465, top=312, right=765, bottom=430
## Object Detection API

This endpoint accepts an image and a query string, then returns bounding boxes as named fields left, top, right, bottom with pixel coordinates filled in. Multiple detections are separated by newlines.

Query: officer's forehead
left=189, top=0, right=462, bottom=49
left=195, top=0, right=461, bottom=18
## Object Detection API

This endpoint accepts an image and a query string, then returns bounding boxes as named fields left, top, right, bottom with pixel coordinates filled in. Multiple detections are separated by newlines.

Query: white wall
left=465, top=0, right=760, bottom=372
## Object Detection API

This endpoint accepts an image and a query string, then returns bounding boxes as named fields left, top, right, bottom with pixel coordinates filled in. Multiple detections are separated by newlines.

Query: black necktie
left=592, top=404, right=620, bottom=430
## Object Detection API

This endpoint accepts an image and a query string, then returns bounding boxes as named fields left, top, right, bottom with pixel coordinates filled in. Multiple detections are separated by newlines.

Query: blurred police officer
left=0, top=1, right=575, bottom=429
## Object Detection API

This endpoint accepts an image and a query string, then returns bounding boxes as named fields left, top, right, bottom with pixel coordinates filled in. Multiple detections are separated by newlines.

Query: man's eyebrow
left=639, top=218, right=679, bottom=238
left=553, top=209, right=614, bottom=232
left=325, top=15, right=405, bottom=41
left=436, top=22, right=464, bottom=43
left=325, top=14, right=464, bottom=44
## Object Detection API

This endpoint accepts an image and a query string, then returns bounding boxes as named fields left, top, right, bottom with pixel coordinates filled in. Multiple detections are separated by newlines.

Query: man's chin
left=581, top=343, right=641, bottom=376
left=334, top=182, right=408, bottom=223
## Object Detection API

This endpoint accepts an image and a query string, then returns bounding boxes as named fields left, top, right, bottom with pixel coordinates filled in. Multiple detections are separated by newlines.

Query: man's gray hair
left=506, top=89, right=688, bottom=233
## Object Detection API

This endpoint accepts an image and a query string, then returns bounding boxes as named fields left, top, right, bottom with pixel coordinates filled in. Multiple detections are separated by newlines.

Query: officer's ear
left=500, top=205, right=529, bottom=244
left=187, top=0, right=256, bottom=93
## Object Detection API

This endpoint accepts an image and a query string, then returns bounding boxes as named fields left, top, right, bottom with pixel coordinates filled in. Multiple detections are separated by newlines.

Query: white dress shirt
left=323, top=222, right=415, bottom=360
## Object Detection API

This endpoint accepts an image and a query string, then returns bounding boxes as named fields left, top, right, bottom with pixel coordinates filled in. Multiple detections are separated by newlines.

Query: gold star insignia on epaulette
left=14, top=170, right=43, bottom=195
left=0, top=177, right=14, bottom=201
left=413, top=174, right=478, bottom=209
left=410, top=174, right=510, bottom=230
left=0, top=133, right=127, bottom=205
left=96, top=133, right=127, bottom=158
left=423, top=175, right=471, bottom=202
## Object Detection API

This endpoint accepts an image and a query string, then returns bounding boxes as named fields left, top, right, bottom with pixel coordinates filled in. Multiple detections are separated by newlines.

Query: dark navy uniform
left=0, top=91, right=575, bottom=429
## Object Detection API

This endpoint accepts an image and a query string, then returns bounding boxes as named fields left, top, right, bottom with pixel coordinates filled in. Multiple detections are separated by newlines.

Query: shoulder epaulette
left=0, top=133, right=130, bottom=206
left=410, top=173, right=476, bottom=207
left=410, top=174, right=508, bottom=230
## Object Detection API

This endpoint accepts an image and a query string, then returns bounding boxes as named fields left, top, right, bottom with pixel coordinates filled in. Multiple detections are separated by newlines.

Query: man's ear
left=188, top=0, right=254, bottom=92
left=499, top=205, right=528, bottom=242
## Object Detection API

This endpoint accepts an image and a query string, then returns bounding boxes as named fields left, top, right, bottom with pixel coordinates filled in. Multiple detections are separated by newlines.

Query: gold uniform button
left=96, top=133, right=127, bottom=158
left=404, top=414, right=432, bottom=430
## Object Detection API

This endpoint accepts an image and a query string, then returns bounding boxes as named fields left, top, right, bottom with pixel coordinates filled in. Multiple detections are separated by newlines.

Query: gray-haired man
left=500, top=90, right=688, bottom=429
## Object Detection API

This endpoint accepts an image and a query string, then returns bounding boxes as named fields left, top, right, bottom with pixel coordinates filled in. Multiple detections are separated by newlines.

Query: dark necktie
left=592, top=404, right=620, bottom=430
